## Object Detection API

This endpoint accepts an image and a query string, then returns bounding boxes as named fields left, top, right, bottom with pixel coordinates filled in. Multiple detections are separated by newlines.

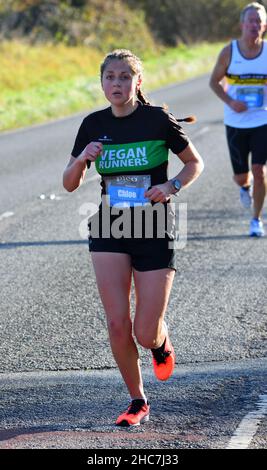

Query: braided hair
left=101, top=49, right=196, bottom=123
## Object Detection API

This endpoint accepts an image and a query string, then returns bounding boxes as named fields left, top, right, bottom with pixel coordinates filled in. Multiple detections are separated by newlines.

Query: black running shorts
left=225, top=124, right=267, bottom=174
left=88, top=235, right=176, bottom=272
left=88, top=202, right=177, bottom=272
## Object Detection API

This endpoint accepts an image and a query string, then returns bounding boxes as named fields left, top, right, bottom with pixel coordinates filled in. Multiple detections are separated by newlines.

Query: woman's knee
left=107, top=316, right=132, bottom=342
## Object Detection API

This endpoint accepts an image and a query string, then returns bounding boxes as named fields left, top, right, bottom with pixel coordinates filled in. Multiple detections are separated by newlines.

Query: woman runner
left=63, top=49, right=204, bottom=426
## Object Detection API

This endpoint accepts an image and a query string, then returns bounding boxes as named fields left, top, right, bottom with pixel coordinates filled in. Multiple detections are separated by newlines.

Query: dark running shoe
left=151, top=322, right=175, bottom=381
left=116, top=399, right=150, bottom=427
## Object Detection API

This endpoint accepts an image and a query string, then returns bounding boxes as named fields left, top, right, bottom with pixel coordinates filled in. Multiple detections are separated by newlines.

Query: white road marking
left=0, top=211, right=14, bottom=221
left=39, top=193, right=62, bottom=200
left=226, top=393, right=267, bottom=449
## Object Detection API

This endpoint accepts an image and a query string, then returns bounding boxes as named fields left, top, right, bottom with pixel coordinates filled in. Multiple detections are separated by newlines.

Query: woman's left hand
left=145, top=182, right=173, bottom=203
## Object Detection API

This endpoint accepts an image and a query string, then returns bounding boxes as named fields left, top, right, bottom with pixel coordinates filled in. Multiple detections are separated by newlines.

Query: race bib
left=103, top=175, right=151, bottom=208
left=236, top=87, right=264, bottom=108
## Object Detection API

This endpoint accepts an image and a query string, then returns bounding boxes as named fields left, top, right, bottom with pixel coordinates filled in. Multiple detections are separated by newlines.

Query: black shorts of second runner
left=88, top=235, right=176, bottom=272
left=225, top=124, right=267, bottom=174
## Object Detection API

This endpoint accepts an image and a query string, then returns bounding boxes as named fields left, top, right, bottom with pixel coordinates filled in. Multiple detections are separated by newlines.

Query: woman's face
left=101, top=60, right=141, bottom=109
left=241, top=9, right=267, bottom=40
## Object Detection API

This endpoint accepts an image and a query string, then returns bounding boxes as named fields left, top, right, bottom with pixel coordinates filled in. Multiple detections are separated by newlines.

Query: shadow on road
left=0, top=240, right=88, bottom=249
left=188, top=234, right=250, bottom=241
left=0, top=233, right=255, bottom=250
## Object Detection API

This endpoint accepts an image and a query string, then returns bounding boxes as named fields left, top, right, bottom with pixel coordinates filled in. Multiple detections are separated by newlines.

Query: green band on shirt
left=95, top=140, right=168, bottom=174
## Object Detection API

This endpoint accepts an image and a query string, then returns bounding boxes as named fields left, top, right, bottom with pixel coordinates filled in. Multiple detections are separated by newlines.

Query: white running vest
left=224, top=39, right=267, bottom=128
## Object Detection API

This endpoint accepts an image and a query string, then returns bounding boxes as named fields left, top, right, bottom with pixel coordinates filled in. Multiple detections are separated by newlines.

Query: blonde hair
left=100, top=49, right=196, bottom=123
left=240, top=2, right=267, bottom=23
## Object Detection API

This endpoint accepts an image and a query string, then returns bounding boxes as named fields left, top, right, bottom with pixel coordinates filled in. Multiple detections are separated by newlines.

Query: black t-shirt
left=71, top=103, right=189, bottom=238
left=71, top=103, right=189, bottom=190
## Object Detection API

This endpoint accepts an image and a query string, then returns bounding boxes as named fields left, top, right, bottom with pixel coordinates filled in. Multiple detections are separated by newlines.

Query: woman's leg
left=91, top=252, right=146, bottom=400
left=133, top=268, right=175, bottom=349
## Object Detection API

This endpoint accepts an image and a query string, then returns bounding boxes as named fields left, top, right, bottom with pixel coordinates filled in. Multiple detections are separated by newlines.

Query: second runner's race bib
left=236, top=87, right=264, bottom=108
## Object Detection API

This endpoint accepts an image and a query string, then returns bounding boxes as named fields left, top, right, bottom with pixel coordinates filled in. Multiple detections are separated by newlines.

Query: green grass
left=0, top=41, right=222, bottom=132
left=144, top=43, right=222, bottom=89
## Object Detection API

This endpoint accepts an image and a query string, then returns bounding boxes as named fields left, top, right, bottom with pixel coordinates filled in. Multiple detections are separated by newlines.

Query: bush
left=125, top=0, right=267, bottom=44
left=0, top=0, right=156, bottom=57
left=1, top=0, right=266, bottom=50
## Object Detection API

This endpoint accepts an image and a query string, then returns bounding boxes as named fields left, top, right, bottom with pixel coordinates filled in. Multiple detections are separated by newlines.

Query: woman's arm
left=145, top=141, right=204, bottom=203
left=63, top=156, right=87, bottom=192
left=171, top=141, right=204, bottom=189
left=63, top=142, right=103, bottom=192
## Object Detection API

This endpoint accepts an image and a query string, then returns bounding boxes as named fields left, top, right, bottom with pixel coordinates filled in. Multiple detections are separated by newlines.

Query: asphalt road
left=0, top=75, right=266, bottom=451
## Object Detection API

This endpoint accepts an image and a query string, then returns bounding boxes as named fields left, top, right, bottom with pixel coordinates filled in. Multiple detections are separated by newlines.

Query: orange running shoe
left=116, top=399, right=150, bottom=427
left=151, top=325, right=175, bottom=381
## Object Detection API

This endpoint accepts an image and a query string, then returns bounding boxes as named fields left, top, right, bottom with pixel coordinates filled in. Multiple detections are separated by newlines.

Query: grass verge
left=0, top=41, right=222, bottom=131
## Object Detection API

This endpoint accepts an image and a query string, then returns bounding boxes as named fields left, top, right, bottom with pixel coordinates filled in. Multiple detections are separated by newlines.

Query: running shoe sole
left=116, top=414, right=150, bottom=427
left=115, top=399, right=150, bottom=427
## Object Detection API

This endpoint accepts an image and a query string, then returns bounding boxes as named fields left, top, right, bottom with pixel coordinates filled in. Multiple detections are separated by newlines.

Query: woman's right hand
left=78, top=142, right=103, bottom=163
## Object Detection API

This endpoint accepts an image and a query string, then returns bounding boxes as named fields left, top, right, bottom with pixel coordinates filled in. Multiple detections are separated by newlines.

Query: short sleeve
left=71, top=119, right=89, bottom=157
left=165, top=113, right=189, bottom=154
left=71, top=118, right=91, bottom=168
